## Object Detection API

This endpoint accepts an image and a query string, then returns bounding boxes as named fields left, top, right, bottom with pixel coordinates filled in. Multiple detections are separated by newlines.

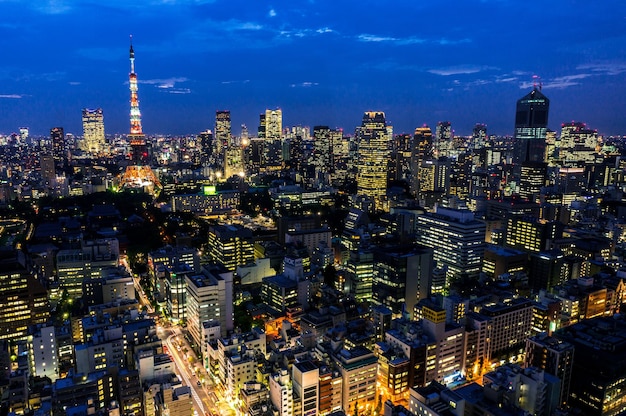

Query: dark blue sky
left=1, top=0, right=625, bottom=137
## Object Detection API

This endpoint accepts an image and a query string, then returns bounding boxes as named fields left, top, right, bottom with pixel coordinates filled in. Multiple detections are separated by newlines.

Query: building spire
left=129, top=35, right=135, bottom=72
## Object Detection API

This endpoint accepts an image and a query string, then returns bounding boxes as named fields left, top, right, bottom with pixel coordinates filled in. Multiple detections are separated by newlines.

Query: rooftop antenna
left=532, top=74, right=542, bottom=91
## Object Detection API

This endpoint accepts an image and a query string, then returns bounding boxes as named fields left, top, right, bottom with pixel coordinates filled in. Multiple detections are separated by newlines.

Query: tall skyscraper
left=215, top=110, right=231, bottom=164
left=513, top=87, right=549, bottom=165
left=434, top=121, right=452, bottom=157
left=40, top=153, right=56, bottom=189
left=356, top=111, right=391, bottom=210
left=50, top=126, right=65, bottom=163
left=19, top=127, right=28, bottom=143
left=259, top=109, right=283, bottom=171
left=472, top=123, right=487, bottom=150
left=513, top=87, right=550, bottom=200
left=81, top=108, right=105, bottom=154
left=410, top=125, right=433, bottom=195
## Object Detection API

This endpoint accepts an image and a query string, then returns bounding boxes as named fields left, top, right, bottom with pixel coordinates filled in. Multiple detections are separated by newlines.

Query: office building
left=434, top=121, right=452, bottom=158
left=410, top=125, right=433, bottom=195
left=525, top=333, right=574, bottom=406
left=513, top=87, right=549, bottom=165
left=483, top=364, right=561, bottom=416
left=0, top=251, right=49, bottom=342
left=472, top=123, right=487, bottom=150
left=504, top=216, right=563, bottom=253
left=416, top=207, right=486, bottom=286
left=215, top=110, right=232, bottom=158
left=29, top=325, right=59, bottom=381
left=555, top=316, right=626, bottom=415
left=559, top=121, right=599, bottom=164
left=186, top=265, right=234, bottom=347
left=334, top=346, right=378, bottom=412
left=292, top=359, right=319, bottom=416
left=40, top=152, right=56, bottom=188
left=469, top=298, right=533, bottom=361
left=50, top=126, right=65, bottom=163
left=206, top=224, right=255, bottom=272
left=356, top=111, right=391, bottom=211
left=417, top=157, right=451, bottom=202
left=260, top=109, right=283, bottom=171
left=81, top=108, right=106, bottom=154
left=372, top=244, right=433, bottom=319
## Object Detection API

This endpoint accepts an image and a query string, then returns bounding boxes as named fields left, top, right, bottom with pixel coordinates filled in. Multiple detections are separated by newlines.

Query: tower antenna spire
left=532, top=74, right=542, bottom=91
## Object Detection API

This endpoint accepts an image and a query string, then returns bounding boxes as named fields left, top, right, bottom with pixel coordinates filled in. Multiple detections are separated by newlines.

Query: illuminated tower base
left=119, top=165, right=161, bottom=195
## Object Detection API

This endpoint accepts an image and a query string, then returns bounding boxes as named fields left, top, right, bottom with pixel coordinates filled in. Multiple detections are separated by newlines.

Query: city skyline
left=1, top=1, right=626, bottom=136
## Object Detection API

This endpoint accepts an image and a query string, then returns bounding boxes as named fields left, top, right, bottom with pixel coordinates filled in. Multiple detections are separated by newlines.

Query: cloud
left=519, top=74, right=592, bottom=89
left=0, top=94, right=24, bottom=99
left=428, top=65, right=499, bottom=76
left=268, top=8, right=277, bottom=17
left=230, top=22, right=264, bottom=31
left=576, top=62, right=626, bottom=76
left=162, top=88, right=191, bottom=94
left=357, top=34, right=425, bottom=45
left=221, top=80, right=250, bottom=84
left=68, top=81, right=81, bottom=85
left=140, top=77, right=188, bottom=89
left=357, top=34, right=469, bottom=46
left=290, top=82, right=318, bottom=88
left=316, top=27, right=334, bottom=34
left=34, top=0, right=71, bottom=14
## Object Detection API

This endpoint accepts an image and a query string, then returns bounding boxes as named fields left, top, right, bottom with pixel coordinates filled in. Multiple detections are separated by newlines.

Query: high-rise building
left=410, top=125, right=433, bottom=195
left=206, top=224, right=255, bottom=272
left=416, top=207, right=486, bottom=285
left=513, top=87, right=550, bottom=165
left=472, top=123, right=487, bottom=150
left=50, top=126, right=65, bottom=163
left=260, top=109, right=283, bottom=171
left=19, top=127, right=28, bottom=143
left=29, top=325, right=59, bottom=381
left=559, top=121, right=599, bottom=164
left=40, top=153, right=56, bottom=188
left=312, top=126, right=337, bottom=186
left=372, top=244, right=433, bottom=319
left=417, top=157, right=450, bottom=203
left=356, top=111, right=391, bottom=210
left=555, top=316, right=626, bottom=415
left=434, top=121, right=452, bottom=157
left=334, top=346, right=378, bottom=412
left=185, top=265, right=233, bottom=345
left=525, top=333, right=575, bottom=406
left=81, top=108, right=106, bottom=154
left=519, top=161, right=547, bottom=200
left=0, top=251, right=50, bottom=342
left=292, top=359, right=319, bottom=416
left=215, top=110, right=231, bottom=169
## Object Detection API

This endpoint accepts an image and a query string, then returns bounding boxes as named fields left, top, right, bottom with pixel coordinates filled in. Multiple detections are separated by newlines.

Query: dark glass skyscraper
left=513, top=87, right=550, bottom=165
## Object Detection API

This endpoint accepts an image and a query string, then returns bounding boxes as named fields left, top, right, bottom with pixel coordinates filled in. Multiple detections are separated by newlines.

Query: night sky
left=1, top=0, right=625, bottom=137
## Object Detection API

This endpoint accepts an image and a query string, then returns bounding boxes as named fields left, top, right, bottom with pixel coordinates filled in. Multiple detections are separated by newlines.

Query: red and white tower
left=129, top=35, right=143, bottom=137
left=120, top=36, right=160, bottom=195
left=128, top=36, right=148, bottom=165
